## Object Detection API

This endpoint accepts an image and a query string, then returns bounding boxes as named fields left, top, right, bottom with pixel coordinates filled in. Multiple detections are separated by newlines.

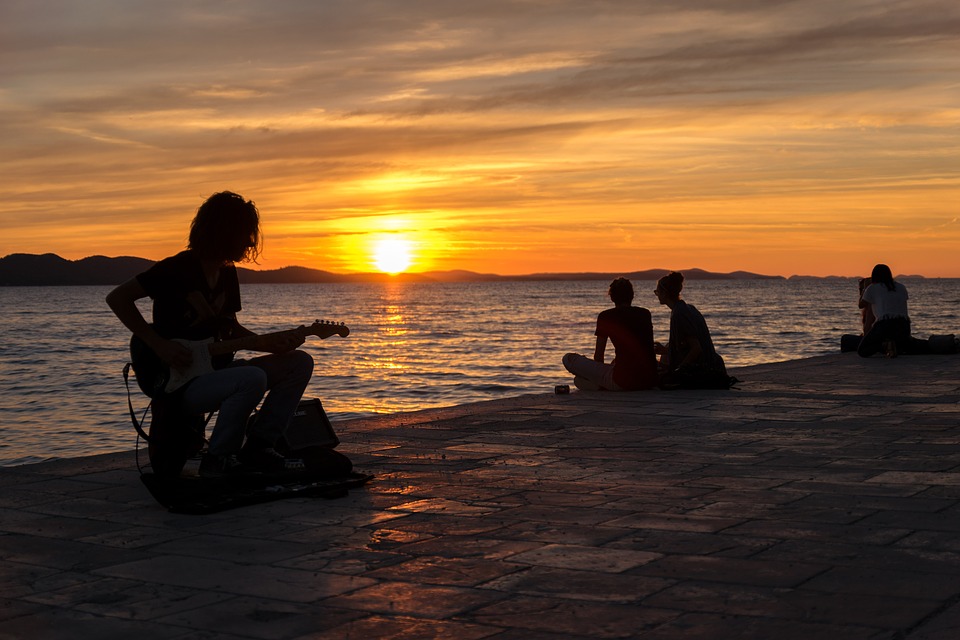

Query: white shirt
left=862, top=282, right=909, bottom=320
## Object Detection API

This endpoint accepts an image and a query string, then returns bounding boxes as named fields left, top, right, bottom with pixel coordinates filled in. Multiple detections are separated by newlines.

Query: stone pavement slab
left=1, top=353, right=959, bottom=639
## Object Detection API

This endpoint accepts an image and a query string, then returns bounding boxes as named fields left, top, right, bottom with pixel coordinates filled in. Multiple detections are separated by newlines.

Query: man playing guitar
left=107, top=191, right=317, bottom=477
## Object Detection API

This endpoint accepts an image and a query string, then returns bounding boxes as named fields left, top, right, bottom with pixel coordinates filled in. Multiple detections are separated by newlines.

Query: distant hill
left=788, top=274, right=926, bottom=281
left=517, top=267, right=783, bottom=282
left=0, top=252, right=784, bottom=286
left=0, top=253, right=156, bottom=286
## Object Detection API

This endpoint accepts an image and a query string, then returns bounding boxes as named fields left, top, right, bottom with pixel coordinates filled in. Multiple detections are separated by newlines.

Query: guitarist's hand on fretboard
left=261, top=332, right=306, bottom=354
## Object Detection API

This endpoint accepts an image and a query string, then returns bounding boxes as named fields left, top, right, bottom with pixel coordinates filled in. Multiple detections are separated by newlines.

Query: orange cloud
left=2, top=1, right=958, bottom=277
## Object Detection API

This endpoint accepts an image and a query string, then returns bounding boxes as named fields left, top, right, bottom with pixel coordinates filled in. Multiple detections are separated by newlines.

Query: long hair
left=188, top=192, right=262, bottom=263
left=871, top=263, right=896, bottom=292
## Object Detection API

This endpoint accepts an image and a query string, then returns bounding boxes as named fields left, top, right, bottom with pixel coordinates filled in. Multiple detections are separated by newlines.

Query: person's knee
left=241, top=367, right=269, bottom=395
left=291, top=349, right=314, bottom=381
left=293, top=348, right=314, bottom=371
left=562, top=352, right=580, bottom=369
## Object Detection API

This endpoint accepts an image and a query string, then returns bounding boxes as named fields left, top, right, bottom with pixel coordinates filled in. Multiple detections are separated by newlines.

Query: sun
left=373, top=237, right=413, bottom=274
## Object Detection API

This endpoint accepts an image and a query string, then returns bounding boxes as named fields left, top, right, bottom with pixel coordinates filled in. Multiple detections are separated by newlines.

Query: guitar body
left=129, top=320, right=349, bottom=398
left=130, top=334, right=171, bottom=398
left=166, top=338, right=217, bottom=393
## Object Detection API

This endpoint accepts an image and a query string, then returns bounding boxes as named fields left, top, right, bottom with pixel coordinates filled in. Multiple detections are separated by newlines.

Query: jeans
left=857, top=316, right=911, bottom=358
left=179, top=350, right=314, bottom=456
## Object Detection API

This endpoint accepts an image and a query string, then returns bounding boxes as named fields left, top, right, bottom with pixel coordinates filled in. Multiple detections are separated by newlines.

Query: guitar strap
left=123, top=362, right=214, bottom=445
left=123, top=362, right=153, bottom=442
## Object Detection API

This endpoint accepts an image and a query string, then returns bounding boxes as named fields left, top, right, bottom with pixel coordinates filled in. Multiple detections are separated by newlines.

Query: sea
left=2, top=278, right=958, bottom=467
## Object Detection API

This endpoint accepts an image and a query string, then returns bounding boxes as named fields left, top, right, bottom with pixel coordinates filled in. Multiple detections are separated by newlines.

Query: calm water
left=2, top=279, right=958, bottom=466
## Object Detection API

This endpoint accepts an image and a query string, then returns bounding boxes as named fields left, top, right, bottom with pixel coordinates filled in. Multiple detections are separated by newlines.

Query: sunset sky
left=2, top=1, right=958, bottom=277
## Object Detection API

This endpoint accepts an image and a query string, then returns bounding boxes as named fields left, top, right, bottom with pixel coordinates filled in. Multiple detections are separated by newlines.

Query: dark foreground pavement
left=2, top=353, right=960, bottom=639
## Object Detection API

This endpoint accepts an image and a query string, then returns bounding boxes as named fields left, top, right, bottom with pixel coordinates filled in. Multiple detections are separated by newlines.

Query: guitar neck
left=208, top=326, right=307, bottom=357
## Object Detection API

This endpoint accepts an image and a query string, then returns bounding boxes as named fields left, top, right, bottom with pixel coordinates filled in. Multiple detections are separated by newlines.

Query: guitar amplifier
left=277, top=398, right=340, bottom=452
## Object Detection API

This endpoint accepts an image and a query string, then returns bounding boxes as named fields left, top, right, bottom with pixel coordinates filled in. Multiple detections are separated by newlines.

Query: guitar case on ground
left=123, top=384, right=371, bottom=514
left=141, top=469, right=373, bottom=514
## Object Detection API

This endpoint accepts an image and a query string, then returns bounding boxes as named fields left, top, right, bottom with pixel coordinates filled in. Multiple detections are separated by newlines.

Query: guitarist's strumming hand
left=153, top=337, right=194, bottom=369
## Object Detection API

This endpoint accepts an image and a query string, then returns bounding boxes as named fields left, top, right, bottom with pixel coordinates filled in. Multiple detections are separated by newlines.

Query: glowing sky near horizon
left=1, top=0, right=958, bottom=276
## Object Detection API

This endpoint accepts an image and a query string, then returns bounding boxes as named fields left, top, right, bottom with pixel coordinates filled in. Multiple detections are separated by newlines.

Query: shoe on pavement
left=198, top=452, right=242, bottom=478
left=238, top=446, right=304, bottom=473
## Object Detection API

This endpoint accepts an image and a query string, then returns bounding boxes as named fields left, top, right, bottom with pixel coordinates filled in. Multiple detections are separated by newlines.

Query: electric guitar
left=130, top=320, right=349, bottom=398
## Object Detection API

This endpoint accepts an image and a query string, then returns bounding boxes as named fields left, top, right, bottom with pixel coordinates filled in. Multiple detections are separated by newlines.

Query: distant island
left=4, top=252, right=915, bottom=286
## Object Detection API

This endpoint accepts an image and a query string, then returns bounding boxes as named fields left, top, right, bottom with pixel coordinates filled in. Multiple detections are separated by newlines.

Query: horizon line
left=1, top=252, right=952, bottom=281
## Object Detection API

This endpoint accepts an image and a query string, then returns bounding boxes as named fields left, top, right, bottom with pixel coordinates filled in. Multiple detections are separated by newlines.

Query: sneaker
left=198, top=452, right=242, bottom=478
left=238, top=446, right=305, bottom=473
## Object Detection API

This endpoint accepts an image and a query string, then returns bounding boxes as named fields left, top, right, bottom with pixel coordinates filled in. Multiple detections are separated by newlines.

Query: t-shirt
left=861, top=282, right=909, bottom=321
left=596, top=306, right=657, bottom=390
left=136, top=250, right=242, bottom=343
left=668, top=300, right=722, bottom=371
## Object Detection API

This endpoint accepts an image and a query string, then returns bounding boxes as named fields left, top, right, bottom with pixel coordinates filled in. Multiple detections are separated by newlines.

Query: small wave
left=469, top=383, right=527, bottom=393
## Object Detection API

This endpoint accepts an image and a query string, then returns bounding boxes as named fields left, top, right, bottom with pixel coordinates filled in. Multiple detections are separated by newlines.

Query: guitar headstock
left=306, top=319, right=350, bottom=339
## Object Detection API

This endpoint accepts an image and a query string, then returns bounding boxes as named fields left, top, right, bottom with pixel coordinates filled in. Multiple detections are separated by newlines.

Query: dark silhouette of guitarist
left=108, top=191, right=319, bottom=477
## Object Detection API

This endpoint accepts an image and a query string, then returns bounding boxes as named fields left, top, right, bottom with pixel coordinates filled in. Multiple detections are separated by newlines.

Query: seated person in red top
left=106, top=191, right=316, bottom=477
left=562, top=278, right=658, bottom=391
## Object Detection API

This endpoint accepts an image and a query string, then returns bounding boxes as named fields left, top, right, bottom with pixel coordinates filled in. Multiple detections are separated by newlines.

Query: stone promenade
left=2, top=353, right=960, bottom=639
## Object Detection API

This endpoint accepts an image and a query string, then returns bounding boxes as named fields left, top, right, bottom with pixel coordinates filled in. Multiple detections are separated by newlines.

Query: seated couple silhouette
left=563, top=273, right=732, bottom=391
